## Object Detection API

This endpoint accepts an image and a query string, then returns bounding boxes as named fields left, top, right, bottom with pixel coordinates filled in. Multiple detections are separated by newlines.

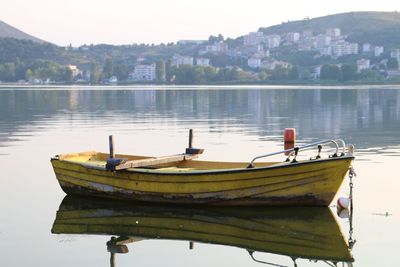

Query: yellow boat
left=51, top=135, right=355, bottom=206
left=51, top=195, right=354, bottom=265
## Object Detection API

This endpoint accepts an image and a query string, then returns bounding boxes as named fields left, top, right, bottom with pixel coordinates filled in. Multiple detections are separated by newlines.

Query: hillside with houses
left=1, top=11, right=400, bottom=84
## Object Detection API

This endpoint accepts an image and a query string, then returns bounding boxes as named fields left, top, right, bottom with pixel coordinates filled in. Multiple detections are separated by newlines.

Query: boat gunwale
left=52, top=152, right=354, bottom=176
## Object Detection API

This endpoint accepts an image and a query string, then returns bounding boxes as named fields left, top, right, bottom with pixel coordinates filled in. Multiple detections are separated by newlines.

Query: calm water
left=0, top=86, right=399, bottom=267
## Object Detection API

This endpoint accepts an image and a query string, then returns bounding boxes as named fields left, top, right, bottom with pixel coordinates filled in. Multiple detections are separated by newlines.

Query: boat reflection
left=51, top=196, right=354, bottom=266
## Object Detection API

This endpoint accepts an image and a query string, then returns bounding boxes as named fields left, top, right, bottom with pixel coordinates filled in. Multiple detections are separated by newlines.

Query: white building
left=362, top=43, right=371, bottom=53
left=357, top=59, right=370, bottom=72
left=298, top=41, right=313, bottom=51
left=315, top=35, right=331, bottom=49
left=261, top=60, right=290, bottom=70
left=332, top=41, right=358, bottom=57
left=387, top=70, right=400, bottom=79
left=177, top=40, right=206, bottom=45
left=302, top=30, right=313, bottom=39
left=172, top=54, right=194, bottom=66
left=248, top=57, right=262, bottom=69
left=265, top=35, right=281, bottom=48
left=318, top=47, right=332, bottom=56
left=326, top=28, right=341, bottom=38
left=286, top=32, right=300, bottom=42
left=312, top=65, right=322, bottom=79
left=204, top=42, right=228, bottom=53
left=374, top=46, right=384, bottom=57
left=129, top=64, right=156, bottom=81
left=390, top=49, right=400, bottom=61
left=68, top=65, right=82, bottom=78
left=243, top=31, right=265, bottom=46
left=196, top=58, right=210, bottom=67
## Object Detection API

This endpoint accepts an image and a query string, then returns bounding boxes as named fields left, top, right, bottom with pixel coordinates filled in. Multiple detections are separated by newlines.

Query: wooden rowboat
left=51, top=195, right=354, bottom=265
left=51, top=134, right=355, bottom=206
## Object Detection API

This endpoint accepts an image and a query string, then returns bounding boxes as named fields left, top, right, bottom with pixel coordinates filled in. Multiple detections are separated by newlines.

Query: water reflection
left=1, top=88, right=400, bottom=152
left=52, top=196, right=354, bottom=267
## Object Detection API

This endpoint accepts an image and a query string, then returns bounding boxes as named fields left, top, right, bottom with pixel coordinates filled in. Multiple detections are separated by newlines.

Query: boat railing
left=248, top=139, right=349, bottom=168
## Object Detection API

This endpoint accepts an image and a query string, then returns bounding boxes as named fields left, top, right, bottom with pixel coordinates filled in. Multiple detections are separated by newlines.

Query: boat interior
left=56, top=151, right=278, bottom=171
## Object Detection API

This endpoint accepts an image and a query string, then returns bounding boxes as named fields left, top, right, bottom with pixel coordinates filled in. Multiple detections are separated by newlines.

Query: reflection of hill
left=1, top=89, right=399, bottom=149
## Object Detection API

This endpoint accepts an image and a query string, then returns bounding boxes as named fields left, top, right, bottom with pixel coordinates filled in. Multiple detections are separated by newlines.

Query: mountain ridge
left=0, top=20, right=46, bottom=43
left=259, top=11, right=400, bottom=47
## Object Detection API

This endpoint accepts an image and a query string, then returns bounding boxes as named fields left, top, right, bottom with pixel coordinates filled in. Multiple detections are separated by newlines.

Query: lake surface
left=0, top=86, right=399, bottom=267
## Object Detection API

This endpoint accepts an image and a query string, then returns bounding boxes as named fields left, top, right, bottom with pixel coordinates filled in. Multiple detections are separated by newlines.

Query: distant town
left=62, top=27, right=400, bottom=85
left=1, top=12, right=400, bottom=85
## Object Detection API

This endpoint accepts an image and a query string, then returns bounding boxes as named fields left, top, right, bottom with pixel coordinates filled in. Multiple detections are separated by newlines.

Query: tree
left=61, top=67, right=73, bottom=82
left=288, top=66, right=299, bottom=80
left=341, top=63, right=357, bottom=81
left=387, top=58, right=399, bottom=70
left=0, top=62, right=16, bottom=81
left=156, top=60, right=166, bottom=81
left=165, top=59, right=172, bottom=82
left=320, top=64, right=342, bottom=81
left=269, top=66, right=290, bottom=80
left=103, top=58, right=114, bottom=78
left=114, top=63, right=129, bottom=80
left=208, top=34, right=224, bottom=44
left=25, top=69, right=33, bottom=81
left=90, top=62, right=102, bottom=83
left=203, top=66, right=218, bottom=81
left=359, top=69, right=383, bottom=80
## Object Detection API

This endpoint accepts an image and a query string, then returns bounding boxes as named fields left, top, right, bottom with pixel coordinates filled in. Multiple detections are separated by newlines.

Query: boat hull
left=51, top=153, right=353, bottom=206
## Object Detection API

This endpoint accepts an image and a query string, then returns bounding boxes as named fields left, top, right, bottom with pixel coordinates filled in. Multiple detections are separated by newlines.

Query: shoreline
left=0, top=82, right=399, bottom=90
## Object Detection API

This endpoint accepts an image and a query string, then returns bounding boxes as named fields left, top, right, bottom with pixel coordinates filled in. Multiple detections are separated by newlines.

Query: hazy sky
left=0, top=0, right=398, bottom=46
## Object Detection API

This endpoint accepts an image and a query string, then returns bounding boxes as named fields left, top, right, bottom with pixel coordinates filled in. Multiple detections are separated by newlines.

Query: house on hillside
left=374, top=46, right=384, bottom=57
left=357, top=59, right=370, bottom=72
left=196, top=58, right=210, bottom=67
left=171, top=54, right=194, bottom=66
left=129, top=64, right=156, bottom=81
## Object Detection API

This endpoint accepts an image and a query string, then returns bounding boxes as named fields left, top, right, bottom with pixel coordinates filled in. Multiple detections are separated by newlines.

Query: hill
left=0, top=20, right=46, bottom=43
left=259, top=11, right=400, bottom=48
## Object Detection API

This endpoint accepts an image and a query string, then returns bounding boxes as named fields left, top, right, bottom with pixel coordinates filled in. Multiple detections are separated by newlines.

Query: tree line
left=0, top=59, right=73, bottom=82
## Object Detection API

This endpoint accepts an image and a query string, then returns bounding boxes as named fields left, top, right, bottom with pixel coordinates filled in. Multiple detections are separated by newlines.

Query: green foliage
left=0, top=59, right=72, bottom=82
left=320, top=64, right=342, bottom=80
left=0, top=62, right=15, bottom=81
left=103, top=58, right=114, bottom=78
left=260, top=12, right=400, bottom=47
left=358, top=69, right=384, bottom=80
left=208, top=34, right=224, bottom=44
left=278, top=51, right=319, bottom=67
left=165, top=59, right=172, bottom=82
left=113, top=63, right=129, bottom=81
left=209, top=54, right=247, bottom=69
left=156, top=60, right=165, bottom=81
left=387, top=58, right=399, bottom=69
left=259, top=66, right=299, bottom=81
left=25, top=69, right=33, bottom=81
left=0, top=38, right=62, bottom=64
left=90, top=62, right=102, bottom=83
left=169, top=65, right=251, bottom=84
left=340, top=64, right=357, bottom=81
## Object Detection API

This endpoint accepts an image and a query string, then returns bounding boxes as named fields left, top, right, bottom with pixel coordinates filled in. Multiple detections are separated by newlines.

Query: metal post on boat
left=109, top=135, right=115, bottom=159
left=189, top=241, right=194, bottom=250
left=188, top=129, right=193, bottom=149
left=185, top=129, right=204, bottom=155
